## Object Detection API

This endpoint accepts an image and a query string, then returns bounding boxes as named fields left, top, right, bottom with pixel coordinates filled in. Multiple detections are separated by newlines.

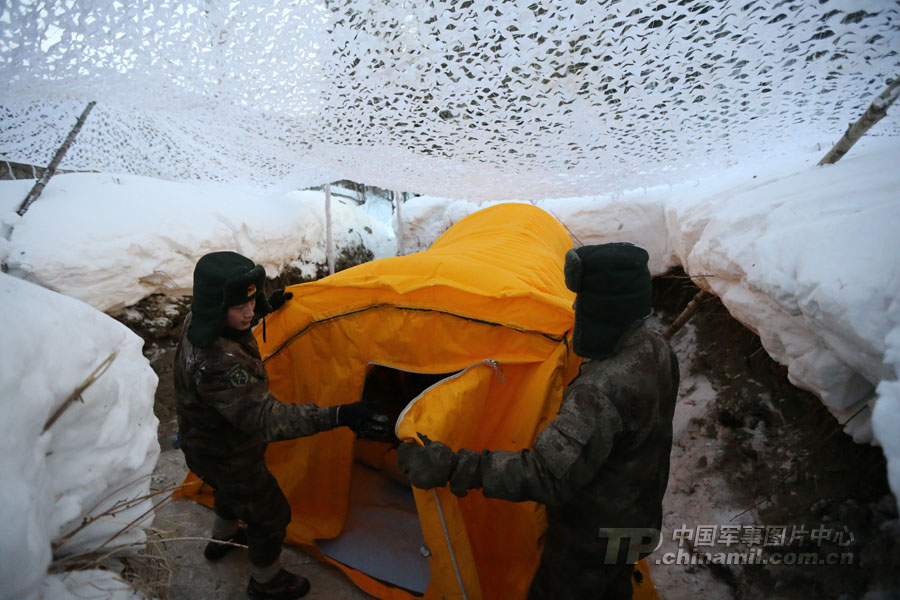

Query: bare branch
left=43, top=351, right=117, bottom=433
left=663, top=290, right=711, bottom=340
left=818, top=76, right=900, bottom=166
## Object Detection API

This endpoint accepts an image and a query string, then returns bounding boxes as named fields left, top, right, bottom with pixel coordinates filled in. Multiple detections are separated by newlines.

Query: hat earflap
left=564, top=248, right=583, bottom=293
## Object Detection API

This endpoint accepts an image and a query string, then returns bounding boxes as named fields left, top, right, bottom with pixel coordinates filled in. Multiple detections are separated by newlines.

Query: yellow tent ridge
left=259, top=203, right=576, bottom=354
left=180, top=204, right=659, bottom=600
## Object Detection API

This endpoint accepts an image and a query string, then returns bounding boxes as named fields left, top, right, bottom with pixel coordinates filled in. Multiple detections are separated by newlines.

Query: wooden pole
left=17, top=101, right=96, bottom=217
left=818, top=76, right=900, bottom=166
left=395, top=190, right=405, bottom=256
left=663, top=290, right=710, bottom=340
left=325, top=184, right=335, bottom=275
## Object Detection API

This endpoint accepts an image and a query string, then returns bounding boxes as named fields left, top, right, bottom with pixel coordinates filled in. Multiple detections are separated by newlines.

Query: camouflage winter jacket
left=173, top=313, right=333, bottom=462
left=454, top=324, right=679, bottom=570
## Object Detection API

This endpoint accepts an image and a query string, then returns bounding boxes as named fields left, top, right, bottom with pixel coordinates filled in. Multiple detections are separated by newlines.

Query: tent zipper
left=393, top=359, right=503, bottom=439
left=434, top=488, right=469, bottom=600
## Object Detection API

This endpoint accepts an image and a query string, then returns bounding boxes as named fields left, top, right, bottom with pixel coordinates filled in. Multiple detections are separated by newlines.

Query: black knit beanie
left=564, top=243, right=651, bottom=359
left=188, top=251, right=272, bottom=347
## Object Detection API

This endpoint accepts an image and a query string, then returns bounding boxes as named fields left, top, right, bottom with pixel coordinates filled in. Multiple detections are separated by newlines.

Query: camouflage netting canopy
left=1, top=0, right=899, bottom=199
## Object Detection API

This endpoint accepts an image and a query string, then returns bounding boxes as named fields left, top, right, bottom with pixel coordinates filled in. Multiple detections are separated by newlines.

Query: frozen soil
left=114, top=269, right=899, bottom=599
left=649, top=271, right=899, bottom=600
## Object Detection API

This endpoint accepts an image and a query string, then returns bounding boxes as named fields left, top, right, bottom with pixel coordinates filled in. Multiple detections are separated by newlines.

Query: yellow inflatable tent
left=181, top=203, right=658, bottom=600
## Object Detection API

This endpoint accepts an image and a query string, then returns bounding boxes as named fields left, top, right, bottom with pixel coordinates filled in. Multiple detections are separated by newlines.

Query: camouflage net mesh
left=1, top=0, right=898, bottom=199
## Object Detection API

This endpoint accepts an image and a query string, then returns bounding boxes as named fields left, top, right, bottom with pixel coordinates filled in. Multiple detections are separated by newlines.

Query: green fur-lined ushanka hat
left=188, top=251, right=272, bottom=347
left=564, top=243, right=651, bottom=359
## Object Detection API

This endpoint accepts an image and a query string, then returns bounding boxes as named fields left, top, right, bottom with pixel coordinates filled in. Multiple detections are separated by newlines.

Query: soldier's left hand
left=397, top=433, right=457, bottom=490
left=267, top=288, right=293, bottom=312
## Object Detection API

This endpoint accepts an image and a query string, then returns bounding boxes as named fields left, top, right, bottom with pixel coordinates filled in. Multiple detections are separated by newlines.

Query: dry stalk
left=43, top=351, right=118, bottom=433
left=52, top=479, right=192, bottom=554
left=48, top=479, right=212, bottom=600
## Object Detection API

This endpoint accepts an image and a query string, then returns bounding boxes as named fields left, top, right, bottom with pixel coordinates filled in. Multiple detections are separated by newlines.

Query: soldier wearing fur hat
left=174, top=251, right=388, bottom=600
left=397, top=243, right=679, bottom=599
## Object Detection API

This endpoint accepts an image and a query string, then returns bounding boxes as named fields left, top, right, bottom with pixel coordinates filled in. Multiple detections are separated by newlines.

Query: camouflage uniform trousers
left=527, top=518, right=636, bottom=599
left=185, top=447, right=291, bottom=568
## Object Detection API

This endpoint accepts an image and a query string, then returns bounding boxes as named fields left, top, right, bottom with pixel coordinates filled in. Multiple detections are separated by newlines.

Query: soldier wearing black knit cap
left=174, top=251, right=388, bottom=600
left=398, top=243, right=679, bottom=599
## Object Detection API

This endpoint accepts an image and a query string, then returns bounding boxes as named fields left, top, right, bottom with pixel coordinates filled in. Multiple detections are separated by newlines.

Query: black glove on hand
left=334, top=401, right=389, bottom=440
left=449, top=448, right=483, bottom=497
left=397, top=433, right=458, bottom=490
left=267, top=289, right=293, bottom=312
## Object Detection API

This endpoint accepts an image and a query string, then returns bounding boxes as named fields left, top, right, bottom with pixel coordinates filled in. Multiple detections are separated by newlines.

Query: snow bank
left=392, top=195, right=476, bottom=254
left=0, top=274, right=159, bottom=600
left=396, top=193, right=676, bottom=273
left=288, top=190, right=397, bottom=264
left=0, top=174, right=396, bottom=312
left=672, top=145, right=900, bottom=443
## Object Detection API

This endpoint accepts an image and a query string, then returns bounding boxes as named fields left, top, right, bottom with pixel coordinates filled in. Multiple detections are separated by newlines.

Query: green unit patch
left=224, top=363, right=250, bottom=387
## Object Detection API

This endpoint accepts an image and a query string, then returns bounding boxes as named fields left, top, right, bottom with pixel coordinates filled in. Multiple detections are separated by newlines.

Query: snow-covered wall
left=672, top=148, right=899, bottom=442
left=396, top=193, right=677, bottom=275
left=0, top=174, right=396, bottom=312
left=0, top=274, right=159, bottom=600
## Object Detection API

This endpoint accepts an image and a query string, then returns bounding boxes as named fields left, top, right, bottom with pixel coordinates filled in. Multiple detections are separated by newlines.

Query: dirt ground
left=134, top=447, right=373, bottom=600
left=113, top=270, right=900, bottom=599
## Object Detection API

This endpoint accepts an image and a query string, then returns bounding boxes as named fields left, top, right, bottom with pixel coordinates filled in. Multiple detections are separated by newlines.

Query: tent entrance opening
left=315, top=365, right=459, bottom=595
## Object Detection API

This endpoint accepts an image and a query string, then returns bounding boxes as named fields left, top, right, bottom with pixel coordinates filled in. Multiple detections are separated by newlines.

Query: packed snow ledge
left=0, top=142, right=898, bottom=600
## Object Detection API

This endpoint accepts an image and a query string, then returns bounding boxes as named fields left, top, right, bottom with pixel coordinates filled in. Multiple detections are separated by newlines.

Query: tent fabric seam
left=262, top=304, right=568, bottom=363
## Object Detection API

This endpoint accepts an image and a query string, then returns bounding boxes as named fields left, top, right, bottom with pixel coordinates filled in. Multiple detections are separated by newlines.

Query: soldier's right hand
left=335, top=401, right=390, bottom=440
left=397, top=433, right=458, bottom=490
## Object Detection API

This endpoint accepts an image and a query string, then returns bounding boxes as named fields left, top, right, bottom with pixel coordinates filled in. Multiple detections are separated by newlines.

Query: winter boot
left=203, top=527, right=247, bottom=561
left=247, top=569, right=311, bottom=600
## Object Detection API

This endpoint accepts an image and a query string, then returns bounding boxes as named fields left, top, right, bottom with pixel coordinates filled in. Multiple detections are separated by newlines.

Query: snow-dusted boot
left=246, top=569, right=311, bottom=600
left=203, top=527, right=247, bottom=561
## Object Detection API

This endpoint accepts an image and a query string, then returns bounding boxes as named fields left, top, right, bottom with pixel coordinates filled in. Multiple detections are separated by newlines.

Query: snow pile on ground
left=0, top=174, right=396, bottom=312
left=397, top=138, right=900, bottom=508
left=0, top=274, right=159, bottom=600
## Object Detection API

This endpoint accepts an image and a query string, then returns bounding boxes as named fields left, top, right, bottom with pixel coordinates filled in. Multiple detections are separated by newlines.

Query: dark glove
left=267, top=289, right=293, bottom=312
left=333, top=401, right=389, bottom=440
left=397, top=433, right=458, bottom=490
left=449, top=448, right=483, bottom=497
